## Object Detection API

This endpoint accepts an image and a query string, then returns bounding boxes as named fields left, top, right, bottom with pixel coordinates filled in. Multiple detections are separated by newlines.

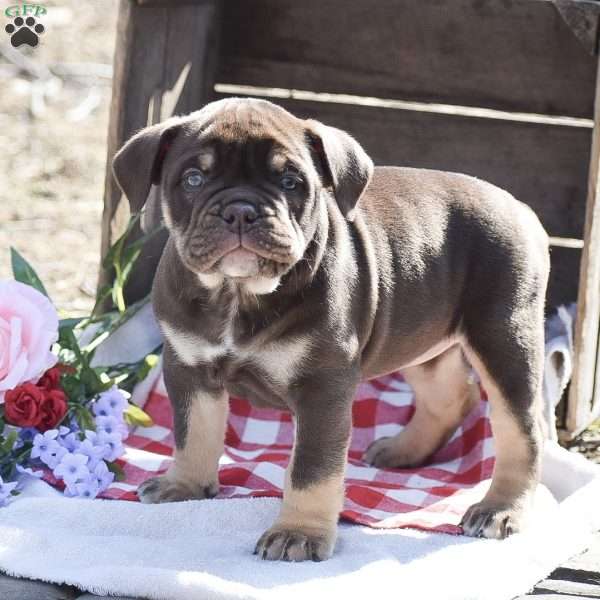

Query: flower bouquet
left=0, top=219, right=161, bottom=506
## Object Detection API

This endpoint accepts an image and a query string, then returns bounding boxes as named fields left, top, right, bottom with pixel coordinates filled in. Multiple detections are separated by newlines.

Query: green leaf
left=58, top=328, right=94, bottom=378
left=81, top=330, right=110, bottom=354
left=74, top=406, right=96, bottom=432
left=123, top=403, right=154, bottom=428
left=107, top=461, right=126, bottom=482
left=59, top=317, right=84, bottom=330
left=91, top=285, right=113, bottom=318
left=134, top=353, right=160, bottom=383
left=10, top=248, right=49, bottom=297
left=101, top=216, right=165, bottom=314
left=1, top=430, right=18, bottom=454
left=80, top=366, right=105, bottom=396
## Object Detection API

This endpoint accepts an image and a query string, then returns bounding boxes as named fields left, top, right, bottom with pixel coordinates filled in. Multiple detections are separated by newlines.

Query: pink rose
left=0, top=280, right=58, bottom=402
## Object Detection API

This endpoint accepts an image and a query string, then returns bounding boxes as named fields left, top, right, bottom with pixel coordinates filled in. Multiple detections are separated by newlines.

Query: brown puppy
left=113, top=98, right=549, bottom=561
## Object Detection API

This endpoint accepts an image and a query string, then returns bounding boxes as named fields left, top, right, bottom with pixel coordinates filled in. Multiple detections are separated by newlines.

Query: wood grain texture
left=99, top=0, right=221, bottom=305
left=75, top=595, right=139, bottom=599
left=218, top=0, right=597, bottom=119
left=556, top=0, right=600, bottom=55
left=0, top=574, right=78, bottom=600
left=569, top=56, right=600, bottom=437
left=547, top=247, right=581, bottom=312
left=532, top=579, right=600, bottom=597
left=213, top=94, right=590, bottom=235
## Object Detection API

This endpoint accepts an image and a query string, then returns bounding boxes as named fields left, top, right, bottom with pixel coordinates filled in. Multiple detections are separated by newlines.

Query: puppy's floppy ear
left=306, top=120, right=374, bottom=221
left=112, top=117, right=182, bottom=214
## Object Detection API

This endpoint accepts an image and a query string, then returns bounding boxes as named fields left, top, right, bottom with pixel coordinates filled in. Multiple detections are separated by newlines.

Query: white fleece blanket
left=0, top=442, right=599, bottom=600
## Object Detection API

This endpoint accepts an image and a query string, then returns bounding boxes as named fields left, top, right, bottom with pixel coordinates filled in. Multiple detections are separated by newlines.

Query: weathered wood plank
left=0, top=574, right=78, bottom=600
left=522, top=595, right=599, bottom=599
left=138, top=0, right=204, bottom=4
left=99, top=0, right=168, bottom=305
left=548, top=247, right=582, bottom=311
left=99, top=0, right=221, bottom=305
left=218, top=0, right=597, bottom=118
left=75, top=594, right=140, bottom=599
left=533, top=579, right=600, bottom=596
left=233, top=97, right=590, bottom=240
left=569, top=55, right=600, bottom=437
left=556, top=0, right=600, bottom=56
left=549, top=567, right=600, bottom=586
left=528, top=591, right=596, bottom=600
left=519, top=531, right=600, bottom=597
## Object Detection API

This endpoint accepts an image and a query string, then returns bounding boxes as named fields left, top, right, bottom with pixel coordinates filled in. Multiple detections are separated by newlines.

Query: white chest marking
left=160, top=321, right=229, bottom=366
left=251, top=336, right=311, bottom=387
left=160, top=321, right=311, bottom=387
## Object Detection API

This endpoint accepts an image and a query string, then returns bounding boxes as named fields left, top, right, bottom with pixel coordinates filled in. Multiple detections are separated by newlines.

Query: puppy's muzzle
left=220, top=200, right=259, bottom=233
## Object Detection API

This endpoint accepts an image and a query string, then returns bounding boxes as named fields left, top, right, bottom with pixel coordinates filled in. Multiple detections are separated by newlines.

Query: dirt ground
left=1, top=1, right=598, bottom=459
left=1, top=0, right=117, bottom=315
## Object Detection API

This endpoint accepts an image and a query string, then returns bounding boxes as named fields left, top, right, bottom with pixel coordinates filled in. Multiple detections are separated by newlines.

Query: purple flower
left=19, top=427, right=38, bottom=441
left=74, top=475, right=101, bottom=499
left=95, top=414, right=127, bottom=440
left=93, top=388, right=128, bottom=418
left=59, top=431, right=81, bottom=453
left=53, top=453, right=89, bottom=487
left=31, top=430, right=66, bottom=468
left=63, top=485, right=78, bottom=498
left=77, top=438, right=105, bottom=470
left=0, top=476, right=19, bottom=507
left=17, top=427, right=38, bottom=446
left=96, top=430, right=124, bottom=462
left=93, top=461, right=115, bottom=490
left=83, top=430, right=104, bottom=449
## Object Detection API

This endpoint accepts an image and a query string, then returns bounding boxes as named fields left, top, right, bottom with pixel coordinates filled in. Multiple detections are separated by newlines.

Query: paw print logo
left=5, top=16, right=45, bottom=48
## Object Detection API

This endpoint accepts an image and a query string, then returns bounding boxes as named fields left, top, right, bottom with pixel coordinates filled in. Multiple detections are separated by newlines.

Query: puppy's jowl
left=113, top=98, right=549, bottom=560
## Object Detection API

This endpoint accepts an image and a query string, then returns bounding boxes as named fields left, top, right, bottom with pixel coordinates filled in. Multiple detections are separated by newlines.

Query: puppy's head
left=112, top=98, right=373, bottom=293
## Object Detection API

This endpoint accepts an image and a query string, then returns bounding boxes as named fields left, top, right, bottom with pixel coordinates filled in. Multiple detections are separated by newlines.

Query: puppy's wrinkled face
left=160, top=101, right=321, bottom=291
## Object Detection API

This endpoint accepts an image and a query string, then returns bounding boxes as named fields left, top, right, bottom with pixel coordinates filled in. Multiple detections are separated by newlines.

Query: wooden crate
left=101, top=0, right=600, bottom=438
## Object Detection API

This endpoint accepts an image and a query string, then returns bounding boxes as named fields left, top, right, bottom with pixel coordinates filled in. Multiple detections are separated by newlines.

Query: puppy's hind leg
left=364, top=344, right=479, bottom=468
left=460, top=300, right=545, bottom=539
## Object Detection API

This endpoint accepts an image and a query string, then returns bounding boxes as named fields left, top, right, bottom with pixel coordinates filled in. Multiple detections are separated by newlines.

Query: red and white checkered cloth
left=99, top=371, right=495, bottom=535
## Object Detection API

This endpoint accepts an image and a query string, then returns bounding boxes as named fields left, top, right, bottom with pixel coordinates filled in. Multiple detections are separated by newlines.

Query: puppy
left=112, top=97, right=549, bottom=561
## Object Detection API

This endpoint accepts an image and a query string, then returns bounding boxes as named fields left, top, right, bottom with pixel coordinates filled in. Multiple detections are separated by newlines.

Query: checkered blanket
left=98, top=372, right=494, bottom=534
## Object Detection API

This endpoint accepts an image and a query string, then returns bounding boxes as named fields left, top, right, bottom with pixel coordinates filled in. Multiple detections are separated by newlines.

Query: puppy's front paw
left=254, top=526, right=336, bottom=562
left=137, top=475, right=218, bottom=504
left=460, top=501, right=524, bottom=539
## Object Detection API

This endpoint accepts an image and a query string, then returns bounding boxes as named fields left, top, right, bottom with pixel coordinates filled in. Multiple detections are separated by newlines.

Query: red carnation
left=37, top=366, right=62, bottom=391
left=4, top=383, right=44, bottom=428
left=37, top=388, right=68, bottom=432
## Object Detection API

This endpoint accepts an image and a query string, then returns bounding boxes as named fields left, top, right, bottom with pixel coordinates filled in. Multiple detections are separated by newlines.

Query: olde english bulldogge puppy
left=112, top=97, right=549, bottom=562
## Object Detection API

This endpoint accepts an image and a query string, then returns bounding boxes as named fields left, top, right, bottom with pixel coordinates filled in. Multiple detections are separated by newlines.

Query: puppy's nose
left=221, top=201, right=258, bottom=228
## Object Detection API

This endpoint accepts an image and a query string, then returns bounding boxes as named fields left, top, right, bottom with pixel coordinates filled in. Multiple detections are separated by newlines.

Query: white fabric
left=542, top=304, right=576, bottom=441
left=0, top=442, right=598, bottom=600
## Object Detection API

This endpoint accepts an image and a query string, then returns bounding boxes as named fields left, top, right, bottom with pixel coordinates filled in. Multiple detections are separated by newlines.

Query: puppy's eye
left=280, top=175, right=300, bottom=191
left=182, top=168, right=204, bottom=191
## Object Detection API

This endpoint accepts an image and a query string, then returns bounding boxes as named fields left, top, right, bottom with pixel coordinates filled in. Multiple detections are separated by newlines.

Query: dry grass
left=0, top=1, right=118, bottom=315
